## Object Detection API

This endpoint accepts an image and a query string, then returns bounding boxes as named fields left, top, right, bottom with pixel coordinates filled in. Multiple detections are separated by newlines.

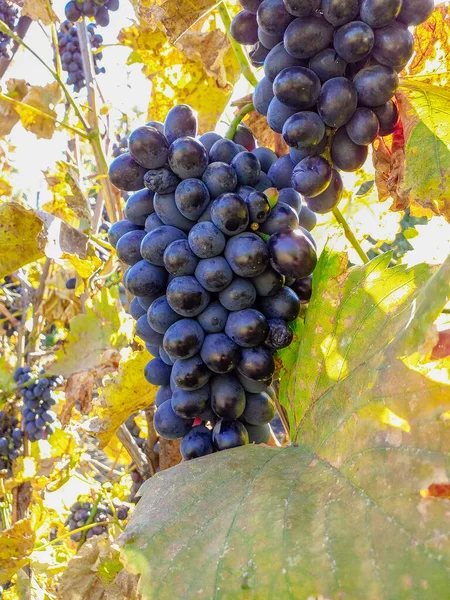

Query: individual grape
left=145, top=213, right=164, bottom=232
left=330, top=128, right=369, bottom=172
left=163, top=319, right=205, bottom=360
left=249, top=41, right=271, bottom=67
left=292, top=156, right=332, bottom=198
left=154, top=400, right=193, bottom=440
left=138, top=292, right=163, bottom=311
left=360, top=0, right=402, bottom=28
left=258, top=27, right=284, bottom=49
left=268, top=228, right=317, bottom=279
left=128, top=126, right=169, bottom=169
left=188, top=222, right=226, bottom=258
left=197, top=302, right=229, bottom=334
left=115, top=230, right=146, bottom=265
left=156, top=385, right=172, bottom=407
left=304, top=168, right=343, bottom=213
left=166, top=276, right=210, bottom=317
left=397, top=0, right=434, bottom=26
left=253, top=147, right=277, bottom=172
left=144, top=358, right=172, bottom=386
left=233, top=125, right=256, bottom=152
left=202, top=162, right=238, bottom=199
left=230, top=10, right=259, bottom=45
left=108, top=153, right=147, bottom=191
left=209, top=139, right=240, bottom=164
left=200, top=333, right=241, bottom=374
left=199, top=132, right=222, bottom=153
left=153, top=192, right=194, bottom=232
left=108, top=220, right=142, bottom=248
left=273, top=66, right=321, bottom=109
left=180, top=425, right=214, bottom=460
left=231, top=152, right=261, bottom=187
left=144, top=168, right=180, bottom=194
left=282, top=0, right=320, bottom=17
left=254, top=172, right=274, bottom=192
left=253, top=77, right=275, bottom=116
left=290, top=275, right=312, bottom=302
left=210, top=193, right=249, bottom=236
left=195, top=257, right=233, bottom=292
left=212, top=420, right=249, bottom=450
left=282, top=111, right=326, bottom=149
left=124, top=189, right=154, bottom=226
left=298, top=205, right=317, bottom=231
left=65, top=1, right=82, bottom=21
left=372, top=101, right=398, bottom=136
left=309, top=48, right=347, bottom=83
left=163, top=239, right=199, bottom=276
left=245, top=423, right=271, bottom=444
left=171, top=355, right=211, bottom=391
left=259, top=286, right=300, bottom=321
left=353, top=65, right=399, bottom=107
left=124, top=260, right=167, bottom=298
left=160, top=345, right=175, bottom=366
left=372, top=22, right=414, bottom=69
left=289, top=134, right=328, bottom=165
left=225, top=232, right=269, bottom=278
left=106, top=0, right=119, bottom=10
left=147, top=296, right=181, bottom=334
left=257, top=0, right=293, bottom=35
left=225, top=309, right=268, bottom=348
left=264, top=318, right=294, bottom=350
left=264, top=42, right=305, bottom=82
left=284, top=16, right=334, bottom=59
left=82, top=0, right=97, bottom=17
left=251, top=266, right=284, bottom=298
left=345, top=108, right=380, bottom=146
left=321, top=0, right=359, bottom=26
left=237, top=346, right=275, bottom=381
left=267, top=155, right=295, bottom=188
left=136, top=316, right=164, bottom=345
left=266, top=98, right=297, bottom=133
left=246, top=191, right=271, bottom=224
left=259, top=202, right=298, bottom=235
left=241, top=391, right=276, bottom=425
left=317, top=77, right=358, bottom=128
left=168, top=137, right=208, bottom=180
left=210, top=373, right=246, bottom=420
left=237, top=372, right=270, bottom=393
left=334, top=21, right=375, bottom=64
left=277, top=188, right=302, bottom=213
left=130, top=297, right=147, bottom=320
left=140, top=226, right=186, bottom=267
left=164, top=105, right=197, bottom=145
left=237, top=185, right=256, bottom=201
left=219, top=278, right=256, bottom=311
left=146, top=343, right=160, bottom=357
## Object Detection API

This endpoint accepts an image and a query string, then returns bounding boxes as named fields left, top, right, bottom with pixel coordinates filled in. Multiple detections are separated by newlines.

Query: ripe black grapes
left=0, top=0, right=18, bottom=59
left=0, top=409, right=23, bottom=476
left=65, top=0, right=120, bottom=28
left=65, top=497, right=129, bottom=543
left=107, top=103, right=324, bottom=459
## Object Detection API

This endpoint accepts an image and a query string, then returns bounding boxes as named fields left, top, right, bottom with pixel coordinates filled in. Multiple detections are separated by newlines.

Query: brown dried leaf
left=22, top=0, right=58, bottom=25
left=43, top=161, right=91, bottom=229
left=0, top=79, right=29, bottom=136
left=176, top=28, right=230, bottom=87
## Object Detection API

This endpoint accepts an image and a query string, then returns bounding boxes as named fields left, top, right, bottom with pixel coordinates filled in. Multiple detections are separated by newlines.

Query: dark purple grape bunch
left=65, top=0, right=119, bottom=27
left=231, top=0, right=434, bottom=215
left=57, top=20, right=105, bottom=93
left=107, top=104, right=318, bottom=461
left=0, top=0, right=19, bottom=59
left=14, top=367, right=62, bottom=442
left=0, top=410, right=23, bottom=476
left=66, top=498, right=129, bottom=542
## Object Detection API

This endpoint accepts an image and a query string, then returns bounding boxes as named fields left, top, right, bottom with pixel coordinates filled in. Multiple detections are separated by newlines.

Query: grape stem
left=78, top=496, right=101, bottom=549
left=332, top=207, right=370, bottom=264
left=224, top=103, right=254, bottom=140
left=217, top=2, right=258, bottom=89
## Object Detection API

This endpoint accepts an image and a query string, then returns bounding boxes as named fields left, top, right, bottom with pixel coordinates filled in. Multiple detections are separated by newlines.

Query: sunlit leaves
left=43, top=161, right=91, bottom=230
left=0, top=79, right=28, bottom=136
left=408, top=4, right=450, bottom=78
left=21, top=0, right=58, bottom=25
left=0, top=519, right=35, bottom=585
left=14, top=82, right=62, bottom=140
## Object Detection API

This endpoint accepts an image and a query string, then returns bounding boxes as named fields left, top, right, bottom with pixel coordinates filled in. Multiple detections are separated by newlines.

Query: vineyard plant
left=0, top=0, right=449, bottom=598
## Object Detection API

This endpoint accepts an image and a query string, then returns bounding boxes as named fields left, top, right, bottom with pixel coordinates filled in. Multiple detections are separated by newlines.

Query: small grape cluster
left=65, top=498, right=129, bottom=542
left=0, top=410, right=23, bottom=476
left=0, top=0, right=18, bottom=59
left=14, top=367, right=61, bottom=442
left=57, top=20, right=105, bottom=93
left=231, top=0, right=433, bottom=215
left=113, top=135, right=129, bottom=158
left=65, top=0, right=119, bottom=28
left=107, top=104, right=318, bottom=460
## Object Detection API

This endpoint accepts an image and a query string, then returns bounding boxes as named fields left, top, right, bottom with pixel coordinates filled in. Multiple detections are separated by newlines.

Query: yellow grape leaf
left=0, top=519, right=35, bottom=585
left=119, top=25, right=240, bottom=133
left=86, top=349, right=157, bottom=447
left=14, top=82, right=62, bottom=139
left=130, top=0, right=218, bottom=43
left=21, top=0, right=58, bottom=25
left=11, top=457, right=38, bottom=485
left=0, top=79, right=29, bottom=136
left=64, top=245, right=103, bottom=281
left=104, top=434, right=131, bottom=468
left=0, top=357, right=15, bottom=396
left=0, top=202, right=45, bottom=277
left=407, top=4, right=450, bottom=78
left=48, top=287, right=133, bottom=378
left=43, top=161, right=91, bottom=229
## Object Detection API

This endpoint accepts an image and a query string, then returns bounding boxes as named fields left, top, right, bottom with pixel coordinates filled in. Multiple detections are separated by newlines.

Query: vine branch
left=332, top=207, right=370, bottom=264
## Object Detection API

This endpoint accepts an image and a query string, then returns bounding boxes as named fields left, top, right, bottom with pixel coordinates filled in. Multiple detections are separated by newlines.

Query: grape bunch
left=65, top=498, right=129, bottom=542
left=0, top=410, right=23, bottom=476
left=14, top=367, right=61, bottom=442
left=0, top=0, right=18, bottom=59
left=65, top=0, right=119, bottom=27
left=231, top=0, right=433, bottom=214
left=57, top=20, right=105, bottom=93
left=107, top=104, right=318, bottom=460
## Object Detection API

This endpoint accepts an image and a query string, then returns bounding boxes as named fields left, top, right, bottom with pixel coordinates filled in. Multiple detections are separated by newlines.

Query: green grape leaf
left=120, top=249, right=450, bottom=599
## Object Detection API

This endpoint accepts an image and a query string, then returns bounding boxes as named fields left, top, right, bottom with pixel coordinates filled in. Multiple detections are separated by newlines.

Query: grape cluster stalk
left=57, top=20, right=105, bottom=93
left=65, top=0, right=120, bottom=28
left=65, top=498, right=129, bottom=542
left=231, top=0, right=434, bottom=214
left=107, top=105, right=318, bottom=460
left=0, top=0, right=18, bottom=59
left=0, top=409, right=23, bottom=476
